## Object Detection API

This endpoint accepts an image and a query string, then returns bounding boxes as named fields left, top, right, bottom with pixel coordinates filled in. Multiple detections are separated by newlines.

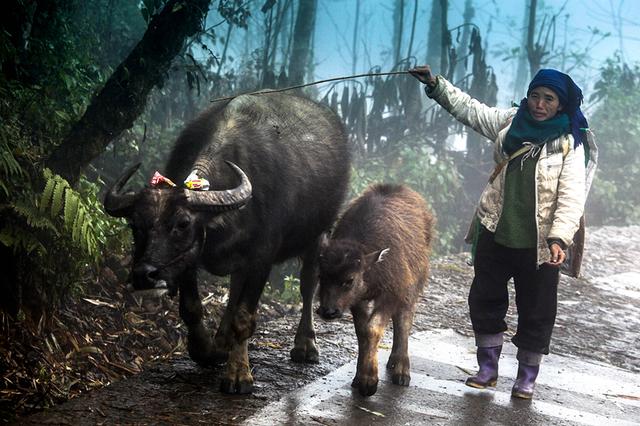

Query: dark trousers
left=469, top=228, right=560, bottom=354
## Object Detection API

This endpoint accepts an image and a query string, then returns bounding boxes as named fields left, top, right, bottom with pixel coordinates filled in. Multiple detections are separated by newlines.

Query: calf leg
left=352, top=305, right=388, bottom=397
left=290, top=245, right=320, bottom=363
left=220, top=267, right=270, bottom=394
left=179, top=270, right=216, bottom=366
left=386, top=307, right=415, bottom=386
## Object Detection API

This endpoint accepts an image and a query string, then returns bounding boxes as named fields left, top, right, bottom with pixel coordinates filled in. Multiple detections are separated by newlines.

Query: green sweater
left=494, top=151, right=538, bottom=248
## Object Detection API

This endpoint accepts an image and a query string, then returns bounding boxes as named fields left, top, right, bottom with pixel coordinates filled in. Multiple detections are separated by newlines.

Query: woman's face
left=527, top=86, right=563, bottom=121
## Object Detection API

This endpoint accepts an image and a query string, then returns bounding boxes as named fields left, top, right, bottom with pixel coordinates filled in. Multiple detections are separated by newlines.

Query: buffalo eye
left=174, top=217, right=191, bottom=232
left=341, top=278, right=354, bottom=287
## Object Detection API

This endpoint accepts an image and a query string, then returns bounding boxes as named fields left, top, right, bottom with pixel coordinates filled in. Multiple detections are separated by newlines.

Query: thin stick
left=210, top=70, right=411, bottom=102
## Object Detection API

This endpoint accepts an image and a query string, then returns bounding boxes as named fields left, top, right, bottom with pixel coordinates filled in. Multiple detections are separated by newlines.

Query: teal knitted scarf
left=503, top=109, right=570, bottom=155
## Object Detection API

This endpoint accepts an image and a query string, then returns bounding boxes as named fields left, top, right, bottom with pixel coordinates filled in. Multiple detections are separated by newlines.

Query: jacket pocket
left=538, top=154, right=563, bottom=181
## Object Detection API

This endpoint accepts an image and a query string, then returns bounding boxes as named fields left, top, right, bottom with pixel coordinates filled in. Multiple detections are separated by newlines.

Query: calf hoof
left=392, top=373, right=411, bottom=386
left=359, top=380, right=378, bottom=397
left=220, top=377, right=254, bottom=394
left=290, top=346, right=320, bottom=364
left=352, top=376, right=378, bottom=396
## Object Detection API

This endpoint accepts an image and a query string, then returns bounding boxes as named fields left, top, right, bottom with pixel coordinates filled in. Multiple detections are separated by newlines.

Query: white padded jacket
left=427, top=75, right=596, bottom=266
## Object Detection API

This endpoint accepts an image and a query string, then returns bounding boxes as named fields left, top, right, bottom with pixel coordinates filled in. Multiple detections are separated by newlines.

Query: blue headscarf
left=526, top=68, right=588, bottom=147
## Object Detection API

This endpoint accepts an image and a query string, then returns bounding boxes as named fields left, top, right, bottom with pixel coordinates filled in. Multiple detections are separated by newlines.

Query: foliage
left=264, top=274, right=302, bottom=305
left=0, top=81, right=129, bottom=318
left=0, top=1, right=142, bottom=317
left=0, top=163, right=129, bottom=314
left=140, top=0, right=169, bottom=24
left=587, top=56, right=640, bottom=225
left=218, top=0, right=252, bottom=28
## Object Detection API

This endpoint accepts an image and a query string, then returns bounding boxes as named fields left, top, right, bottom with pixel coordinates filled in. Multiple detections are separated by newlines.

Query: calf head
left=104, top=162, right=252, bottom=296
left=317, top=234, right=389, bottom=320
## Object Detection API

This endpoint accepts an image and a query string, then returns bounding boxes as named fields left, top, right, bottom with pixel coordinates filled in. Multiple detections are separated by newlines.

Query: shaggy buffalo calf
left=317, top=183, right=434, bottom=396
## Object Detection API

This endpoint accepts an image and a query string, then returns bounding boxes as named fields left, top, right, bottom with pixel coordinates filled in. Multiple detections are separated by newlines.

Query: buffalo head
left=316, top=234, right=389, bottom=320
left=104, top=161, right=252, bottom=295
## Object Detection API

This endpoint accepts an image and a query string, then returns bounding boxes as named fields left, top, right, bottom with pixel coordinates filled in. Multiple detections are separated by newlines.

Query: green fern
left=0, top=131, right=24, bottom=176
left=39, top=175, right=56, bottom=214
left=38, top=168, right=100, bottom=260
left=10, top=198, right=58, bottom=234
left=64, top=191, right=80, bottom=228
left=0, top=224, right=47, bottom=255
left=0, top=135, right=26, bottom=196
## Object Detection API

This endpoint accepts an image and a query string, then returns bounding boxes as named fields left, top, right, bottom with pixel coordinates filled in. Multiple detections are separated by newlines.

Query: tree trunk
left=406, top=0, right=418, bottom=62
left=281, top=1, right=296, bottom=67
left=439, top=0, right=450, bottom=78
left=46, top=0, right=212, bottom=185
left=351, top=0, right=360, bottom=74
left=288, top=0, right=317, bottom=85
left=512, top=0, right=531, bottom=101
left=461, top=28, right=498, bottom=245
left=427, top=0, right=450, bottom=154
left=453, top=0, right=474, bottom=84
left=526, top=0, right=540, bottom=78
left=217, top=21, right=233, bottom=76
left=393, top=0, right=405, bottom=66
left=261, top=6, right=275, bottom=87
left=426, top=0, right=442, bottom=70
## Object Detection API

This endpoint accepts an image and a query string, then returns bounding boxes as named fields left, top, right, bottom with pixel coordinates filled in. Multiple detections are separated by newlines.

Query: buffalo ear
left=363, top=248, right=390, bottom=270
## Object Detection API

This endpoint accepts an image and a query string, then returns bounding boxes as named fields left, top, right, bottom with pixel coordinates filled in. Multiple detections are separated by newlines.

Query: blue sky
left=312, top=0, right=640, bottom=107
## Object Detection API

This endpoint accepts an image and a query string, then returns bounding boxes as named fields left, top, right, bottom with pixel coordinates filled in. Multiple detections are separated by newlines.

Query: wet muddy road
left=18, top=226, right=640, bottom=425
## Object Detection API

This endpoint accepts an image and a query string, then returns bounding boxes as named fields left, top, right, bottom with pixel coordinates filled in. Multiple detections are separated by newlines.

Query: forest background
left=0, top=0, right=639, bottom=376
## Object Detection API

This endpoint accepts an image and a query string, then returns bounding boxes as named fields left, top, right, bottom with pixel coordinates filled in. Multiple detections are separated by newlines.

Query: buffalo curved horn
left=103, top=163, right=141, bottom=217
left=184, top=161, right=252, bottom=211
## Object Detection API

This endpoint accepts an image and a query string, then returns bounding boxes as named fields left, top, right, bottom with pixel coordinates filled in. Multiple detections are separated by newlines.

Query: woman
left=409, top=65, right=597, bottom=399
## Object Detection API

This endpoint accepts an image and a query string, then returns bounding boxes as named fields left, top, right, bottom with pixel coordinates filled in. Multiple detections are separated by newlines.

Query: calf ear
left=364, top=248, right=390, bottom=270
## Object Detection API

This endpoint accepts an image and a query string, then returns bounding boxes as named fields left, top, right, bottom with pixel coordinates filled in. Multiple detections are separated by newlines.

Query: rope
left=210, top=70, right=411, bottom=102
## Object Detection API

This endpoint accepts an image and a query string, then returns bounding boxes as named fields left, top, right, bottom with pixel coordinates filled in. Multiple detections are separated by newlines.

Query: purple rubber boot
left=511, top=363, right=540, bottom=399
left=465, top=345, right=502, bottom=389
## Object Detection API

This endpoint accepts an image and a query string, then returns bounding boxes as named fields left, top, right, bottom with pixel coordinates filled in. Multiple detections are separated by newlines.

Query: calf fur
left=317, top=183, right=434, bottom=396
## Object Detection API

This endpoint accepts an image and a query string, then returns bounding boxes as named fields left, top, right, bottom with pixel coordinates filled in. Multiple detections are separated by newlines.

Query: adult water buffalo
left=104, top=92, right=350, bottom=394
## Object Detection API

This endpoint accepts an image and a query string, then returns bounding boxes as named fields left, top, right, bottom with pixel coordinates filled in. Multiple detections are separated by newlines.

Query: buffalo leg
left=352, top=305, right=388, bottom=396
left=386, top=306, right=415, bottom=386
left=220, top=267, right=270, bottom=394
left=179, top=270, right=216, bottom=365
left=211, top=272, right=244, bottom=360
left=290, top=245, right=320, bottom=363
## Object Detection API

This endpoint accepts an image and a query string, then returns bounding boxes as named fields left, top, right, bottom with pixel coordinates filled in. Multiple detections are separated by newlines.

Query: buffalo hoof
left=188, top=348, right=228, bottom=367
left=290, top=346, right=319, bottom=364
left=220, top=377, right=253, bottom=394
left=211, top=348, right=230, bottom=363
left=392, top=373, right=411, bottom=386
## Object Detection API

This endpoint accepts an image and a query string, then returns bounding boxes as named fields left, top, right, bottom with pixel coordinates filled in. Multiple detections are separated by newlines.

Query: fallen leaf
left=82, top=298, right=117, bottom=309
left=356, top=405, right=385, bottom=417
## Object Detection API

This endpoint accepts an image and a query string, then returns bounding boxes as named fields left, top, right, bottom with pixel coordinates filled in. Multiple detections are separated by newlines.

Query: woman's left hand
left=547, top=243, right=566, bottom=266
